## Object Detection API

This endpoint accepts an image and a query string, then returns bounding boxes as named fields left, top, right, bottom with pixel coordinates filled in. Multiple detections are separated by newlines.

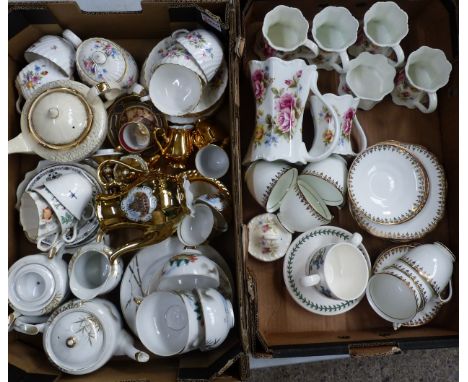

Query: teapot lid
left=76, top=38, right=127, bottom=85
left=44, top=302, right=107, bottom=374
left=28, top=87, right=93, bottom=149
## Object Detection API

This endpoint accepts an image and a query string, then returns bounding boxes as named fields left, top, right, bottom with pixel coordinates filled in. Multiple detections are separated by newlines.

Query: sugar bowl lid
left=76, top=38, right=127, bottom=85
left=43, top=301, right=108, bottom=374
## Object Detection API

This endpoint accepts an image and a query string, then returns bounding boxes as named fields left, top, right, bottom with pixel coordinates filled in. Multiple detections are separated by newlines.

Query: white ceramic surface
left=25, top=33, right=76, bottom=76
left=283, top=226, right=371, bottom=315
left=311, top=6, right=359, bottom=72
left=301, top=232, right=368, bottom=301
left=195, top=144, right=229, bottom=179
left=177, top=204, right=214, bottom=246
left=278, top=179, right=332, bottom=233
left=120, top=237, right=234, bottom=335
left=149, top=63, right=202, bottom=116
left=244, top=57, right=340, bottom=164
left=309, top=93, right=366, bottom=158
left=179, top=291, right=204, bottom=352
left=69, top=241, right=124, bottom=300
left=196, top=288, right=234, bottom=351
left=349, top=1, right=408, bottom=67
left=348, top=143, right=428, bottom=225
left=140, top=35, right=175, bottom=88
left=350, top=142, right=446, bottom=240
left=247, top=213, right=292, bottom=262
left=160, top=42, right=208, bottom=84
left=391, top=46, right=452, bottom=113
left=338, top=52, right=396, bottom=110
left=174, top=29, right=224, bottom=82
left=299, top=154, right=348, bottom=207
left=244, top=160, right=297, bottom=213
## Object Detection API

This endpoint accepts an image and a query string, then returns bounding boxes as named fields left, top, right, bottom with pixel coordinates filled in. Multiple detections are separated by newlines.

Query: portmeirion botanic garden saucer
left=348, top=143, right=428, bottom=225
left=373, top=244, right=443, bottom=327
left=350, top=143, right=446, bottom=241
left=247, top=213, right=292, bottom=262
left=120, top=236, right=234, bottom=335
left=283, top=226, right=371, bottom=315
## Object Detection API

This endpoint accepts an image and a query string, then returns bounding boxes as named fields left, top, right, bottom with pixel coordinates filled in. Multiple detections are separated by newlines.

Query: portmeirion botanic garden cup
left=244, top=57, right=340, bottom=164
left=310, top=6, right=359, bottom=73
left=391, top=46, right=452, bottom=113
left=349, top=1, right=409, bottom=67
left=309, top=93, right=367, bottom=159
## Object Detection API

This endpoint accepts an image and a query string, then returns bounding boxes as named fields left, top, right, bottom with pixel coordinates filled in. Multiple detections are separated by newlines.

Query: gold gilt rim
left=347, top=142, right=429, bottom=226
left=348, top=142, right=446, bottom=241
left=372, top=244, right=417, bottom=274
left=178, top=169, right=231, bottom=199
left=27, top=87, right=94, bottom=150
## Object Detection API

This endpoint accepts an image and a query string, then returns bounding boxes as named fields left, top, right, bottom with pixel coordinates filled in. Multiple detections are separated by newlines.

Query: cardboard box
left=240, top=0, right=458, bottom=358
left=8, top=1, right=249, bottom=380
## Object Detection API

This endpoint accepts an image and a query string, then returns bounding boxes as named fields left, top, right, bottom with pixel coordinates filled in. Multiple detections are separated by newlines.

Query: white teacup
left=278, top=178, right=332, bottom=233
left=311, top=6, right=359, bottom=73
left=301, top=233, right=368, bottom=300
left=299, top=154, right=348, bottom=207
left=195, top=144, right=229, bottom=179
left=118, top=119, right=152, bottom=153
left=15, top=59, right=68, bottom=113
left=349, top=1, right=408, bottom=67
left=391, top=46, right=452, bottom=113
left=149, top=63, right=202, bottom=116
left=338, top=52, right=396, bottom=110
left=261, top=5, right=319, bottom=59
left=179, top=291, right=204, bottom=352
left=244, top=160, right=298, bottom=213
left=155, top=250, right=220, bottom=292
left=177, top=204, right=215, bottom=246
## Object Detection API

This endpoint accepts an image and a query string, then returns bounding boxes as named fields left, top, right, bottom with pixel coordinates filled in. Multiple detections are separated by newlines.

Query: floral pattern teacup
left=243, top=57, right=340, bottom=165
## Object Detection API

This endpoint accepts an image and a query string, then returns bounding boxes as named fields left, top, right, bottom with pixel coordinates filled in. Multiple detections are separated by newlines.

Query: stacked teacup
left=135, top=249, right=235, bottom=356
left=367, top=243, right=454, bottom=329
left=19, top=173, right=94, bottom=257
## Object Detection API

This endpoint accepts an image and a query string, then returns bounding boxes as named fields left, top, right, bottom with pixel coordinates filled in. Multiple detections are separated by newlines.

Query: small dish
left=247, top=213, right=292, bottom=262
left=348, top=142, right=428, bottom=225
left=283, top=226, right=371, bottom=315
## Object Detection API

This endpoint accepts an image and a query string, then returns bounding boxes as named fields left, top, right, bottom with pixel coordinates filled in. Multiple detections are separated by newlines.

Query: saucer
left=373, top=244, right=443, bottom=327
left=247, top=213, right=292, bottom=262
left=17, top=161, right=102, bottom=247
left=120, top=236, right=234, bottom=335
left=351, top=143, right=446, bottom=241
left=283, top=226, right=371, bottom=315
left=348, top=143, right=428, bottom=225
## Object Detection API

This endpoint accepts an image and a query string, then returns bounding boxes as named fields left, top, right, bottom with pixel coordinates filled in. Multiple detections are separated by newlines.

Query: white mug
left=391, top=46, right=452, bottom=113
left=301, top=233, right=368, bottom=300
left=338, top=52, right=396, bottom=110
left=261, top=5, right=319, bottom=59
left=349, top=1, right=408, bottom=67
left=310, top=6, right=359, bottom=73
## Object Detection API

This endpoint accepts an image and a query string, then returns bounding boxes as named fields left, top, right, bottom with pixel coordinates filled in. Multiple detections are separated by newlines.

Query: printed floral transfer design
left=251, top=69, right=305, bottom=148
left=185, top=31, right=214, bottom=59
left=321, top=106, right=356, bottom=146
left=158, top=44, right=192, bottom=61
left=20, top=63, right=49, bottom=91
left=81, top=39, right=120, bottom=81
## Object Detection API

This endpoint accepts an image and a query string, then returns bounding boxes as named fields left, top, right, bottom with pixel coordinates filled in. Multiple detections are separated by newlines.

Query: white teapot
left=8, top=79, right=109, bottom=162
left=12, top=298, right=149, bottom=375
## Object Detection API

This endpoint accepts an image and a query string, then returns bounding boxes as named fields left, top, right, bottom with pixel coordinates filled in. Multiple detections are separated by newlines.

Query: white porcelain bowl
left=195, top=144, right=229, bottom=179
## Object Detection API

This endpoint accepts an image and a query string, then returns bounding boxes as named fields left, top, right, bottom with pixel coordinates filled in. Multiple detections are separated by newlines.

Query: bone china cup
left=391, top=46, right=452, bottom=113
left=177, top=204, right=215, bottom=246
left=338, top=52, right=396, bottom=110
left=350, top=1, right=409, bottom=67
left=149, top=63, right=202, bottom=116
left=261, top=5, right=319, bottom=58
left=311, top=6, right=359, bottom=73
left=244, top=160, right=298, bottom=213
left=301, top=232, right=368, bottom=300
left=160, top=42, right=208, bottom=84
left=195, top=144, right=229, bottom=179
left=278, top=178, right=332, bottom=233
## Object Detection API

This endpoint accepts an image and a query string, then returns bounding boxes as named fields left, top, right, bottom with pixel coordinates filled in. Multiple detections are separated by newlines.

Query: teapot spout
left=116, top=329, right=150, bottom=362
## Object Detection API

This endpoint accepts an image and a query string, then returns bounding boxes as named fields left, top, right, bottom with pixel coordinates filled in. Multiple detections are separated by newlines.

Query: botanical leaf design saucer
left=283, top=226, right=371, bottom=316
left=120, top=236, right=234, bottom=335
left=373, top=244, right=443, bottom=327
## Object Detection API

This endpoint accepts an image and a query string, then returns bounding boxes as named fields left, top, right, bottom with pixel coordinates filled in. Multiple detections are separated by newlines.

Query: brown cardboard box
left=8, top=1, right=249, bottom=380
left=240, top=0, right=458, bottom=357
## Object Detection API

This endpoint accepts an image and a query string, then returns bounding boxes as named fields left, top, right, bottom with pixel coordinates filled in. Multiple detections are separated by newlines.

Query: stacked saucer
left=348, top=141, right=446, bottom=241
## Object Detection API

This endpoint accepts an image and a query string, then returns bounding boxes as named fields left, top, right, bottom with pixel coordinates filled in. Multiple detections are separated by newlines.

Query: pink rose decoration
left=276, top=108, right=294, bottom=133
left=277, top=92, right=296, bottom=111
left=254, top=81, right=265, bottom=101
left=252, top=69, right=264, bottom=83
left=342, top=108, right=355, bottom=136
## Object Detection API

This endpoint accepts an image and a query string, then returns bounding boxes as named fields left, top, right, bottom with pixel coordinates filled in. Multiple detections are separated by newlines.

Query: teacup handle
left=62, top=224, right=79, bottom=244
left=16, top=94, right=24, bottom=114
left=87, top=81, right=123, bottom=105
left=414, top=92, right=437, bottom=114
left=348, top=232, right=363, bottom=247
left=308, top=73, right=341, bottom=162
left=437, top=280, right=453, bottom=304
left=390, top=45, right=405, bottom=68
left=301, top=274, right=321, bottom=287
left=172, top=29, right=189, bottom=39
left=62, top=29, right=82, bottom=48
left=128, top=83, right=151, bottom=102
left=8, top=312, right=47, bottom=335
left=329, top=51, right=350, bottom=74
left=303, top=39, right=319, bottom=58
